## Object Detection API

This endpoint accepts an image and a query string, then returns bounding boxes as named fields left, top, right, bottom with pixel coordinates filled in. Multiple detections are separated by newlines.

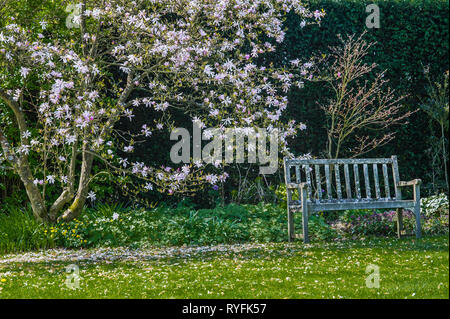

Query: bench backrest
left=284, top=156, right=402, bottom=202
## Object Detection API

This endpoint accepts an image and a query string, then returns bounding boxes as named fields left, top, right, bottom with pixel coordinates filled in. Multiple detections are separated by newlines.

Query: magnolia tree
left=0, top=0, right=324, bottom=223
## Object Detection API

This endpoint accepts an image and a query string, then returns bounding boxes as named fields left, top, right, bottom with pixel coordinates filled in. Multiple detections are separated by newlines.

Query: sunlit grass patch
left=0, top=236, right=448, bottom=299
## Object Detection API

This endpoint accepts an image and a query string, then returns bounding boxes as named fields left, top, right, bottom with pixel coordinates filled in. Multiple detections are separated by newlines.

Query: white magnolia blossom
left=0, top=0, right=324, bottom=219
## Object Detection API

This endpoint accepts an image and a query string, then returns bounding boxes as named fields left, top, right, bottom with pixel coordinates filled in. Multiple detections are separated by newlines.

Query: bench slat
left=305, top=165, right=312, bottom=199
left=288, top=199, right=416, bottom=211
left=382, top=163, right=391, bottom=199
left=325, top=164, right=332, bottom=199
left=284, top=160, right=293, bottom=203
left=310, top=200, right=415, bottom=212
left=373, top=164, right=381, bottom=199
left=295, top=165, right=301, bottom=183
left=344, top=164, right=352, bottom=198
left=363, top=164, right=371, bottom=198
left=353, top=164, right=361, bottom=199
left=335, top=164, right=342, bottom=199
left=315, top=164, right=322, bottom=200
left=392, top=155, right=402, bottom=200
left=287, top=158, right=392, bottom=165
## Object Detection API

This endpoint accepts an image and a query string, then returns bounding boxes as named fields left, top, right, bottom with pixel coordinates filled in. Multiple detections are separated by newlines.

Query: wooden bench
left=283, top=156, right=422, bottom=243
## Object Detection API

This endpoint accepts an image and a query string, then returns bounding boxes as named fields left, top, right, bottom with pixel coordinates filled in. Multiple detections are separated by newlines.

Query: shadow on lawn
left=1, top=235, right=448, bottom=268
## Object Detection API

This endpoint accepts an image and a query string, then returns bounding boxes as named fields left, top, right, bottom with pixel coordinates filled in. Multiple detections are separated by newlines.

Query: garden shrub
left=51, top=193, right=449, bottom=249
left=0, top=194, right=447, bottom=254
left=421, top=193, right=449, bottom=235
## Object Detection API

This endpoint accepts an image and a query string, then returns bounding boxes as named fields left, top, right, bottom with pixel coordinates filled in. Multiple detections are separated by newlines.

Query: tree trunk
left=0, top=121, right=47, bottom=222
left=58, top=146, right=94, bottom=222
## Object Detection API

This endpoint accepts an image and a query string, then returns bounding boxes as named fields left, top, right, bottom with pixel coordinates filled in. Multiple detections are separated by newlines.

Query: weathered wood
left=301, top=186, right=309, bottom=243
left=284, top=156, right=422, bottom=242
left=344, top=164, right=352, bottom=199
left=287, top=158, right=392, bottom=165
left=305, top=165, right=312, bottom=199
left=315, top=164, right=322, bottom=200
left=354, top=164, right=361, bottom=199
left=295, top=165, right=301, bottom=184
left=391, top=155, right=402, bottom=200
left=373, top=164, right=381, bottom=199
left=363, top=164, right=371, bottom=198
left=286, top=183, right=300, bottom=189
left=397, top=179, right=421, bottom=186
left=309, top=200, right=415, bottom=212
left=288, top=198, right=416, bottom=212
left=284, top=158, right=291, bottom=184
left=382, top=163, right=391, bottom=198
left=335, top=164, right=342, bottom=200
left=325, top=164, right=332, bottom=199
left=413, top=182, right=422, bottom=239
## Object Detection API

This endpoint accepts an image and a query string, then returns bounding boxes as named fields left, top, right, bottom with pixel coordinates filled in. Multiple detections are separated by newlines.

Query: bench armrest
left=397, top=179, right=422, bottom=187
left=286, top=182, right=308, bottom=190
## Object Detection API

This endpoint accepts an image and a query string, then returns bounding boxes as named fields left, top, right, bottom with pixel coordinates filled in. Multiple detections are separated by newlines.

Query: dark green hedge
left=281, top=0, right=449, bottom=192
left=1, top=0, right=448, bottom=206
left=104, top=0, right=450, bottom=203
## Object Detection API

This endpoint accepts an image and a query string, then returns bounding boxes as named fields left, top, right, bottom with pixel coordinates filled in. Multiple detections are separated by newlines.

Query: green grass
left=0, top=236, right=448, bottom=299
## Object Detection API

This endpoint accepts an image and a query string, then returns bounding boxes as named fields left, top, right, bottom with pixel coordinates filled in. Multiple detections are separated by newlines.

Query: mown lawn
left=0, top=236, right=448, bottom=299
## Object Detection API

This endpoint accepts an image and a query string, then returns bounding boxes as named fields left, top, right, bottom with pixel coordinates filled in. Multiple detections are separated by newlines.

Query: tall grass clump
left=0, top=206, right=55, bottom=254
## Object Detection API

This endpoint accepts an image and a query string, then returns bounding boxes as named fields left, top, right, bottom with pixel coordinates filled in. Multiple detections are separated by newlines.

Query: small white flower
left=112, top=212, right=119, bottom=220
left=124, top=145, right=134, bottom=153
left=194, top=160, right=203, bottom=168
left=39, top=20, right=48, bottom=30
left=46, top=175, right=55, bottom=184
left=87, top=191, right=96, bottom=201
left=22, top=131, right=31, bottom=138
left=20, top=67, right=31, bottom=78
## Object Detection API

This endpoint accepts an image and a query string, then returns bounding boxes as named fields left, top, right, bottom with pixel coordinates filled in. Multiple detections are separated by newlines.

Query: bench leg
left=287, top=207, right=295, bottom=242
left=396, top=208, right=403, bottom=238
left=413, top=183, right=422, bottom=239
left=301, top=188, right=309, bottom=244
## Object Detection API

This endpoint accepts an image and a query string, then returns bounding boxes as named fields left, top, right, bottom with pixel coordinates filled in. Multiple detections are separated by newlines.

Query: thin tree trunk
left=0, top=92, right=48, bottom=221
left=48, top=140, right=78, bottom=222
left=58, top=145, right=94, bottom=222
left=16, top=157, right=48, bottom=221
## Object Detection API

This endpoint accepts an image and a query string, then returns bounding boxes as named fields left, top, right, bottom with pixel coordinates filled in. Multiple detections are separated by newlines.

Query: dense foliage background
left=0, top=0, right=448, bottom=254
left=1, top=0, right=449, bottom=208
left=122, top=0, right=450, bottom=206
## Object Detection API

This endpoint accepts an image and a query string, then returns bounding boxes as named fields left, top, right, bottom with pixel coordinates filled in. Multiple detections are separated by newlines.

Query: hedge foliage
left=0, top=0, right=448, bottom=206
left=281, top=0, right=449, bottom=187
left=127, top=0, right=449, bottom=204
